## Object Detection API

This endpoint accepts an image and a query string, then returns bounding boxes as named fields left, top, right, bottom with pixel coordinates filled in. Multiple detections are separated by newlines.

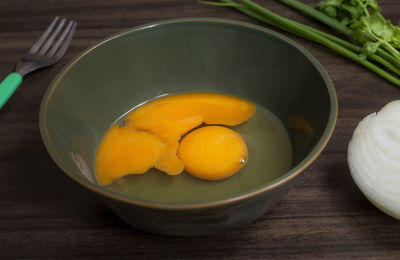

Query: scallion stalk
left=200, top=0, right=400, bottom=86
left=276, top=0, right=400, bottom=69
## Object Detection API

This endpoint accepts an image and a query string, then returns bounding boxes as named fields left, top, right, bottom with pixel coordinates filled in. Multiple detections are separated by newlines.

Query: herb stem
left=376, top=48, right=400, bottom=69
left=276, top=0, right=353, bottom=36
left=355, top=0, right=370, bottom=17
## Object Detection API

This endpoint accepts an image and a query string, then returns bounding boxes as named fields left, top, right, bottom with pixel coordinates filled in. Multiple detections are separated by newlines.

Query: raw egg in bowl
left=39, top=18, right=337, bottom=236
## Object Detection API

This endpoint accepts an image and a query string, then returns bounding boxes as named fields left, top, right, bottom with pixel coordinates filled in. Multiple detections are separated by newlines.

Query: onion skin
left=348, top=100, right=400, bottom=220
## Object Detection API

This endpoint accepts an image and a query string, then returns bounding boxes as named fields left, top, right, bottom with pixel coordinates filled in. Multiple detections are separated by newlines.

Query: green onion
left=276, top=0, right=400, bottom=69
left=200, top=0, right=400, bottom=87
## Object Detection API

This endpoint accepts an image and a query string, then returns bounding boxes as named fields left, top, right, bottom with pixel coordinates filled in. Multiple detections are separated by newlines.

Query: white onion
left=348, top=100, right=400, bottom=219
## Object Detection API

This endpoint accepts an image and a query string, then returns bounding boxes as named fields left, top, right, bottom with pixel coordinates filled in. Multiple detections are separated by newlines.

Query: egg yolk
left=125, top=92, right=255, bottom=175
left=95, top=125, right=166, bottom=185
left=178, top=126, right=248, bottom=180
left=95, top=92, right=255, bottom=185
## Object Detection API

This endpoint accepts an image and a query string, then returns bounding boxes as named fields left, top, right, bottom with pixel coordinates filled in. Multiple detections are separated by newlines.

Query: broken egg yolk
left=95, top=92, right=255, bottom=185
left=95, top=125, right=166, bottom=185
left=178, top=126, right=248, bottom=181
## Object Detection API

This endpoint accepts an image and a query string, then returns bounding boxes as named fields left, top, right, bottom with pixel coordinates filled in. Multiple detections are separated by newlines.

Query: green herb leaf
left=364, top=0, right=379, bottom=11
left=391, top=26, right=400, bottom=48
left=361, top=41, right=381, bottom=59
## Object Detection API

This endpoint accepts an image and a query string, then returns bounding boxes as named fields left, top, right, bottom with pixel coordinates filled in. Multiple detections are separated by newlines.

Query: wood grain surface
left=1, top=0, right=400, bottom=259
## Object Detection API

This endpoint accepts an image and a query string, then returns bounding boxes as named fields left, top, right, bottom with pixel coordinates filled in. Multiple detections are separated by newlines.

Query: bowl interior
left=40, top=18, right=336, bottom=206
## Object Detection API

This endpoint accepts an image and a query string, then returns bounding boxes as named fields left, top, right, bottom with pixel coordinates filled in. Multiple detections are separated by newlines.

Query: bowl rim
left=39, top=17, right=338, bottom=210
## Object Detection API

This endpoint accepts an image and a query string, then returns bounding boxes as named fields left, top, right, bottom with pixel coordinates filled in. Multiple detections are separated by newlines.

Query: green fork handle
left=0, top=73, right=23, bottom=109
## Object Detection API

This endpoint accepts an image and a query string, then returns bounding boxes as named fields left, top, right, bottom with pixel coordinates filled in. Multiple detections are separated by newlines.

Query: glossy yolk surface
left=95, top=125, right=166, bottom=185
left=178, top=126, right=248, bottom=180
left=95, top=92, right=255, bottom=185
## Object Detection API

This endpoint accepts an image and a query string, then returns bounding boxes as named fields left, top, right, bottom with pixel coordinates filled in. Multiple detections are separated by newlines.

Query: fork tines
left=29, top=17, right=77, bottom=60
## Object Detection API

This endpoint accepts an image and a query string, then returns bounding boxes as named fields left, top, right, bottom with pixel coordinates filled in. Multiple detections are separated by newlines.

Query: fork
left=0, top=17, right=77, bottom=109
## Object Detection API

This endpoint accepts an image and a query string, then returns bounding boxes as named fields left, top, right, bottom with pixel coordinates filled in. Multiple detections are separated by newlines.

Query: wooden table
left=1, top=0, right=400, bottom=258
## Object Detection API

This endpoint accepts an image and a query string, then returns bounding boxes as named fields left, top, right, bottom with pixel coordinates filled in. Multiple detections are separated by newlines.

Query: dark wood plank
left=1, top=0, right=400, bottom=258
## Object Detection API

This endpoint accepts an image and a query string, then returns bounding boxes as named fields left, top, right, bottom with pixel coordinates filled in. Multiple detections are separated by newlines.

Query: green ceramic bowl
left=39, top=18, right=337, bottom=236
